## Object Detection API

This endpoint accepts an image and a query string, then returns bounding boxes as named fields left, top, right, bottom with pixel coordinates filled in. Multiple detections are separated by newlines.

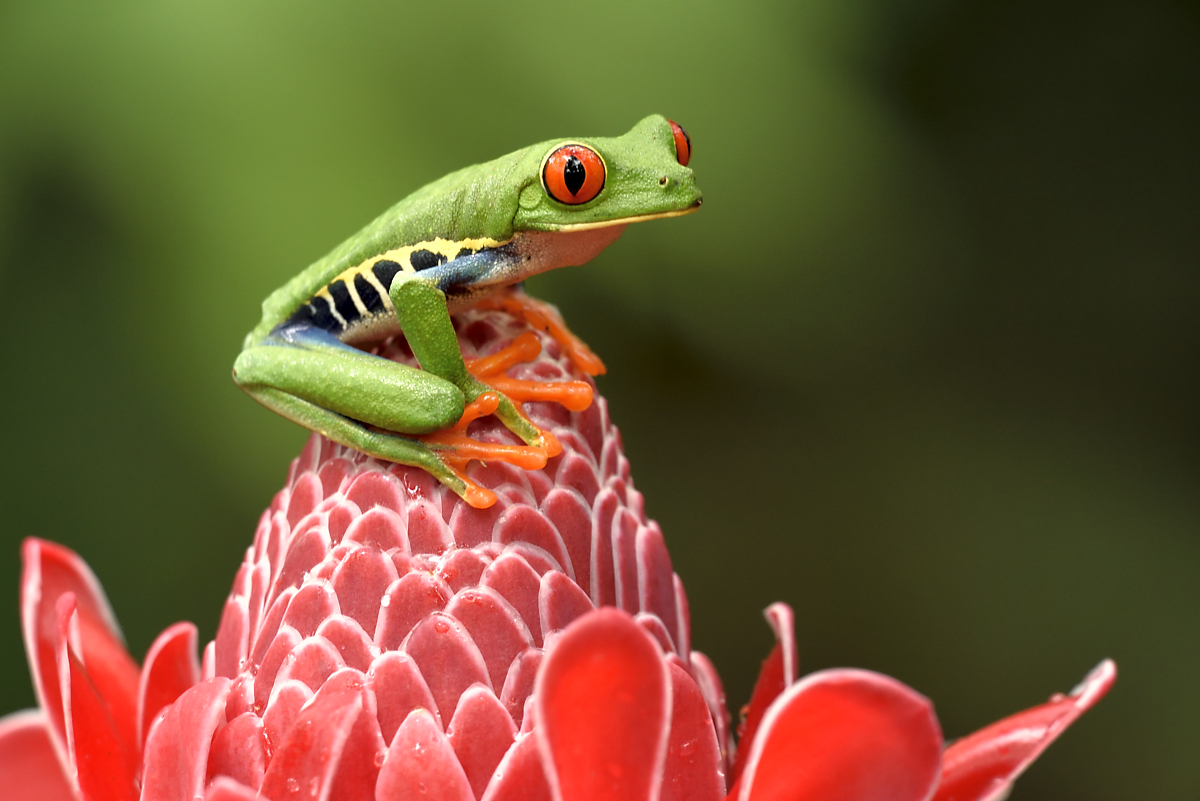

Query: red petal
left=258, top=679, right=362, bottom=801
left=495, top=505, right=573, bottom=578
left=538, top=569, right=594, bottom=636
left=317, top=670, right=387, bottom=801
left=439, top=549, right=492, bottom=594
left=343, top=506, right=408, bottom=551
left=611, top=509, right=639, bottom=614
left=140, top=677, right=233, bottom=801
left=479, top=732, right=552, bottom=801
left=369, top=650, right=442, bottom=742
left=542, top=488, right=594, bottom=597
left=482, top=553, right=544, bottom=647
left=446, top=587, right=535, bottom=691
left=274, top=635, right=346, bottom=693
left=253, top=625, right=303, bottom=711
left=54, top=594, right=140, bottom=801
left=534, top=608, right=671, bottom=801
left=375, top=572, right=452, bottom=651
left=21, top=538, right=140, bottom=775
left=690, top=651, right=732, bottom=780
left=635, top=524, right=679, bottom=652
left=317, top=615, right=377, bottom=672
left=214, top=595, right=249, bottom=680
left=933, top=659, right=1116, bottom=801
left=332, top=546, right=399, bottom=636
left=448, top=684, right=518, bottom=799
left=138, top=622, right=200, bottom=747
left=0, top=711, right=75, bottom=801
left=282, top=581, right=340, bottom=638
left=262, top=680, right=313, bottom=752
left=499, top=648, right=542, bottom=729
left=660, top=662, right=724, bottom=801
left=763, top=604, right=797, bottom=686
left=208, top=712, right=269, bottom=791
left=403, top=612, right=492, bottom=720
left=737, top=669, right=943, bottom=801
left=376, top=709, right=474, bottom=801
left=729, top=603, right=797, bottom=787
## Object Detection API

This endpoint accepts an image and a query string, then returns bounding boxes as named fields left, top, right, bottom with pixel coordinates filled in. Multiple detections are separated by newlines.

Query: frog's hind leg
left=240, top=384, right=501, bottom=509
left=235, top=328, right=548, bottom=508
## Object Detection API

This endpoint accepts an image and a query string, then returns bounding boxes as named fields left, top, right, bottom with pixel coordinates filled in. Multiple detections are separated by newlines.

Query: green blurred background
left=1, top=0, right=1196, bottom=796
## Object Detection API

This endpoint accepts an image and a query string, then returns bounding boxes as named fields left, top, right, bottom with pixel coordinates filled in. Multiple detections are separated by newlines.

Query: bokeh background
left=1, top=0, right=1197, bottom=797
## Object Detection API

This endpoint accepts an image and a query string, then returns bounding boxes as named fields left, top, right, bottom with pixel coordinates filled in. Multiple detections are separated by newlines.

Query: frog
left=234, top=114, right=700, bottom=508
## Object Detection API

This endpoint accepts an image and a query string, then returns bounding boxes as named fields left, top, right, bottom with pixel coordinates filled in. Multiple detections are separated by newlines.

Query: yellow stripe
left=331, top=236, right=508, bottom=290
left=360, top=269, right=393, bottom=313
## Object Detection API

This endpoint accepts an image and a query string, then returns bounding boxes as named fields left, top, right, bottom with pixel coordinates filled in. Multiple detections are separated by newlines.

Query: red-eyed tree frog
left=234, top=115, right=700, bottom=508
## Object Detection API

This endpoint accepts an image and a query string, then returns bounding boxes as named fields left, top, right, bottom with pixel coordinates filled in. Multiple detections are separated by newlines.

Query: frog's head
left=511, top=114, right=702, bottom=232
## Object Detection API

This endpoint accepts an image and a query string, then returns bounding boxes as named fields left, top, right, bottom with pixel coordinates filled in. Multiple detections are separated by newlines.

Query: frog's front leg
left=389, top=277, right=558, bottom=454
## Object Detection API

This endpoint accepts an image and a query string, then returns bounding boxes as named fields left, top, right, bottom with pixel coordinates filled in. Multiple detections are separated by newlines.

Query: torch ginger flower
left=0, top=310, right=1114, bottom=801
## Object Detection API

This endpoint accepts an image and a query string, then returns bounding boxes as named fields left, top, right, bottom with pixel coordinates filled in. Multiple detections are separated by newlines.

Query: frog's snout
left=657, top=171, right=703, bottom=212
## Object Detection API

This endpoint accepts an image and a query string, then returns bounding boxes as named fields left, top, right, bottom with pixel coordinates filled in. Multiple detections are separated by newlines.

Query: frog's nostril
left=659, top=176, right=669, bottom=187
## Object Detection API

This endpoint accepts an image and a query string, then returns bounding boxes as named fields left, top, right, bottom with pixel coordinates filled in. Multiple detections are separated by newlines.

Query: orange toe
left=482, top=375, right=594, bottom=413
left=419, top=431, right=550, bottom=472
left=474, top=290, right=606, bottom=376
left=466, top=332, right=543, bottom=377
left=459, top=481, right=498, bottom=509
left=452, top=392, right=501, bottom=432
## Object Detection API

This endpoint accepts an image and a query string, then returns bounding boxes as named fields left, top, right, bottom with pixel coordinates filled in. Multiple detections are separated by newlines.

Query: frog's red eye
left=542, top=144, right=606, bottom=205
left=668, top=120, right=691, bottom=167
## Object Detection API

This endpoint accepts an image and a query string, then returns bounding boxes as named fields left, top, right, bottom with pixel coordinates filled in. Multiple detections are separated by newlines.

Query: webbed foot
left=467, top=332, right=593, bottom=412
left=415, top=331, right=596, bottom=509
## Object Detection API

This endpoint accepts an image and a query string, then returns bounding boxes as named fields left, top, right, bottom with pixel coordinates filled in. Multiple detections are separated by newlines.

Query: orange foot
left=473, top=288, right=606, bottom=376
left=414, top=329, right=593, bottom=509
left=466, top=332, right=594, bottom=413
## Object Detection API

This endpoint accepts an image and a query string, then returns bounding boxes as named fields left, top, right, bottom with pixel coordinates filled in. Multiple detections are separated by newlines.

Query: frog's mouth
left=551, top=199, right=702, bottom=232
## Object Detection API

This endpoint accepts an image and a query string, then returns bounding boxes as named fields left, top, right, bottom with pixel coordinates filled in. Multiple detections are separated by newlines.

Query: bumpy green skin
left=234, top=115, right=701, bottom=499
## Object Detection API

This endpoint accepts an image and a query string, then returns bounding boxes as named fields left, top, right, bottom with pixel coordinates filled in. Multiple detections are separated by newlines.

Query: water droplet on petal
left=286, top=777, right=300, bottom=793
left=433, top=618, right=450, bottom=634
left=380, top=595, right=391, bottom=607
left=374, top=749, right=387, bottom=768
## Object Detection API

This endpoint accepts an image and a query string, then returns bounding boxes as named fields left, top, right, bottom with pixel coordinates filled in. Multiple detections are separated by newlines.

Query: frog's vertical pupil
left=563, top=156, right=586, bottom=196
left=542, top=143, right=605, bottom=204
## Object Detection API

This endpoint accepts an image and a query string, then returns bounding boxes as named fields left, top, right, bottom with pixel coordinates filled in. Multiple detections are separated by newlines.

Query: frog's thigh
left=240, top=385, right=470, bottom=487
left=234, top=344, right=464, bottom=434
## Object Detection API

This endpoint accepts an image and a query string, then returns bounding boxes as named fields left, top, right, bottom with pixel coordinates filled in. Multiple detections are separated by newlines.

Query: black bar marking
left=284, top=299, right=341, bottom=333
left=372, top=259, right=402, bottom=289
left=353, top=273, right=385, bottom=314
left=410, top=249, right=446, bottom=272
left=327, top=280, right=360, bottom=323
left=455, top=247, right=477, bottom=259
